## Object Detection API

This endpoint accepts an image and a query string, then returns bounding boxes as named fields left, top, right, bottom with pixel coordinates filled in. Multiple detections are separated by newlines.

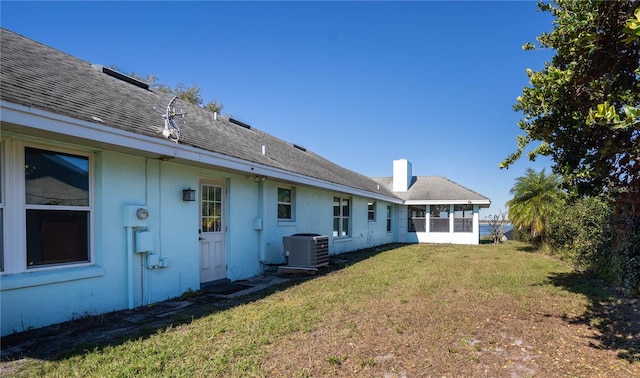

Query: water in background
left=480, top=224, right=513, bottom=238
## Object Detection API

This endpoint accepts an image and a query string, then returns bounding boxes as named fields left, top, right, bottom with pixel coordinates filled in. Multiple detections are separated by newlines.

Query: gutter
left=1, top=101, right=403, bottom=204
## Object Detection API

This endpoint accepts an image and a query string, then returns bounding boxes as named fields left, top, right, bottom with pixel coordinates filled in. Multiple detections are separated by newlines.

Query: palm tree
left=507, top=168, right=565, bottom=240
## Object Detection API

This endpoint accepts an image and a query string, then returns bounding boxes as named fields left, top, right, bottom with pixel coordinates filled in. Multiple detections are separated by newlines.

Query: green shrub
left=546, top=197, right=613, bottom=276
left=611, top=216, right=640, bottom=294
left=513, top=225, right=538, bottom=244
left=547, top=197, right=640, bottom=294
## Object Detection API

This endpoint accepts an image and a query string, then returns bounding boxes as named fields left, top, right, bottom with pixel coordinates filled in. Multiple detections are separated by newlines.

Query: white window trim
left=277, top=186, right=295, bottom=221
left=1, top=138, right=94, bottom=275
left=386, top=205, right=392, bottom=233
left=453, top=204, right=474, bottom=233
left=408, top=205, right=427, bottom=233
left=0, top=141, right=4, bottom=272
left=428, top=204, right=451, bottom=233
left=367, top=200, right=377, bottom=222
left=333, top=195, right=351, bottom=238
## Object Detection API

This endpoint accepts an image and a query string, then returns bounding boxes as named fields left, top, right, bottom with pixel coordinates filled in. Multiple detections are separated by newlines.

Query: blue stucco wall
left=262, top=183, right=397, bottom=262
left=1, top=137, right=398, bottom=336
left=1, top=148, right=206, bottom=335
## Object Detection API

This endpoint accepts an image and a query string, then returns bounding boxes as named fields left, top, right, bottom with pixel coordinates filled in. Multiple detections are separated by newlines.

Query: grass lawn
left=3, top=242, right=639, bottom=377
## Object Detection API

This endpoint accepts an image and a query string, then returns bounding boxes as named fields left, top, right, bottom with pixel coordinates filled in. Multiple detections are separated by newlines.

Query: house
left=373, top=159, right=491, bottom=244
left=0, top=28, right=489, bottom=336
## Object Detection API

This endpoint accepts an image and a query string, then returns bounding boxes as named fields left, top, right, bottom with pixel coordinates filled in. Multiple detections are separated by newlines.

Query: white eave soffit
left=403, top=200, right=491, bottom=205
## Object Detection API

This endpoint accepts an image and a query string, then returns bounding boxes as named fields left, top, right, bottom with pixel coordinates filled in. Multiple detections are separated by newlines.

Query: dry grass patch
left=262, top=243, right=638, bottom=377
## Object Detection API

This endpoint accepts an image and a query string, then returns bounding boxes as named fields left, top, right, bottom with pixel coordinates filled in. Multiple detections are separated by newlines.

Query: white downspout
left=124, top=205, right=150, bottom=309
left=126, top=226, right=134, bottom=309
left=257, top=180, right=267, bottom=265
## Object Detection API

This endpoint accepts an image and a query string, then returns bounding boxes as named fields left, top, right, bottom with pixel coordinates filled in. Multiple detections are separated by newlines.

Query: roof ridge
left=1, top=28, right=481, bottom=202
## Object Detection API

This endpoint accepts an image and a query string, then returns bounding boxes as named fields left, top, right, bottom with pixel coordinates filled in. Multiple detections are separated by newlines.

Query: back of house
left=0, top=28, right=489, bottom=336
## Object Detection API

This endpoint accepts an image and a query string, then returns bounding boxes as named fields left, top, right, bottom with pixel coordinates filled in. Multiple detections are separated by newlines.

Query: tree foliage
left=507, top=168, right=565, bottom=240
left=485, top=209, right=509, bottom=244
left=501, top=0, right=640, bottom=203
left=611, top=217, right=640, bottom=294
left=502, top=1, right=640, bottom=292
left=155, top=82, right=224, bottom=114
left=545, top=196, right=639, bottom=294
left=113, top=68, right=224, bottom=114
left=589, top=5, right=640, bottom=130
left=546, top=197, right=612, bottom=275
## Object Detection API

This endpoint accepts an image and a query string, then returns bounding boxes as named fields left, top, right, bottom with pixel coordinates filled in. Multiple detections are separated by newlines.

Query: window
left=1, top=142, right=93, bottom=274
left=367, top=200, right=376, bottom=221
left=278, top=187, right=293, bottom=220
left=430, top=204, right=450, bottom=232
left=201, top=184, right=223, bottom=232
left=333, top=196, right=350, bottom=237
left=0, top=143, right=3, bottom=272
left=0, top=207, right=3, bottom=272
left=25, top=147, right=91, bottom=267
left=454, top=204, right=473, bottom=232
left=0, top=205, right=3, bottom=272
left=408, top=205, right=426, bottom=232
left=386, top=205, right=392, bottom=232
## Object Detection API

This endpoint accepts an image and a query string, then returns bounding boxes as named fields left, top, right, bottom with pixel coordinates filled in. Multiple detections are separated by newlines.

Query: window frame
left=429, top=204, right=451, bottom=233
left=201, top=183, right=223, bottom=233
left=277, top=187, right=294, bottom=221
left=386, top=205, right=392, bottom=233
left=367, top=200, right=376, bottom=222
left=333, top=196, right=351, bottom=238
left=0, top=141, right=4, bottom=273
left=407, top=205, right=426, bottom=232
left=454, top=204, right=474, bottom=233
left=1, top=140, right=94, bottom=274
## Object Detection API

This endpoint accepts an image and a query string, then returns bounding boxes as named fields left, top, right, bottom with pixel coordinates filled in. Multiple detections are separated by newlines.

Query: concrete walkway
left=0, top=243, right=399, bottom=375
left=0, top=272, right=296, bottom=368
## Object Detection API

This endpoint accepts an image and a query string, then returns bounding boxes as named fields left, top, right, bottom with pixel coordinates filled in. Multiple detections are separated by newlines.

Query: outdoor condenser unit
left=282, top=234, right=329, bottom=268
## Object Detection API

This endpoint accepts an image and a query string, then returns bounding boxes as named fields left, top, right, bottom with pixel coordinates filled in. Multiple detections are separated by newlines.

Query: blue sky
left=1, top=1, right=556, bottom=216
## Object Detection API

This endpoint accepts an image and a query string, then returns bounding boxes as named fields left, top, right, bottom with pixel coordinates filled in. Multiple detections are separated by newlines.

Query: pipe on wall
left=125, top=226, right=134, bottom=309
left=257, top=180, right=266, bottom=265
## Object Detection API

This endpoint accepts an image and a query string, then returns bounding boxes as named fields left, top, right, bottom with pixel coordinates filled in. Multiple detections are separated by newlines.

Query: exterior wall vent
left=93, top=65, right=149, bottom=90
left=293, top=144, right=307, bottom=152
left=283, top=234, right=329, bottom=268
left=229, top=118, right=251, bottom=129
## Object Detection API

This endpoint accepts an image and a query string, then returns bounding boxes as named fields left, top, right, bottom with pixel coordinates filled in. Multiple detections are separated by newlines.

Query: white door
left=199, top=181, right=226, bottom=283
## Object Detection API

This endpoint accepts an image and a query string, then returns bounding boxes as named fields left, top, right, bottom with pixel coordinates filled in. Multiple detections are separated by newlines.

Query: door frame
left=198, top=178, right=227, bottom=283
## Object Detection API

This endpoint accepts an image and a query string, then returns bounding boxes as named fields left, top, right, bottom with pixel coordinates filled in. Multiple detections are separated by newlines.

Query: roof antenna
left=160, top=96, right=187, bottom=143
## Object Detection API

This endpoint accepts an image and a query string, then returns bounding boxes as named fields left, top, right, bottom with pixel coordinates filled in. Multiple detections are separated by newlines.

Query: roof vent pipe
left=213, top=112, right=217, bottom=121
left=262, top=145, right=266, bottom=155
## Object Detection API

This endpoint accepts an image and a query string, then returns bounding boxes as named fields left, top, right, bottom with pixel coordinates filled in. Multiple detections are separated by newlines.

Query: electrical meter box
left=147, top=253, right=160, bottom=269
left=135, top=231, right=153, bottom=253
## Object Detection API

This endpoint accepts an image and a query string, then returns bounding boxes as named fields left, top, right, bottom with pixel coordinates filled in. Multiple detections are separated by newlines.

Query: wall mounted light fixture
left=182, top=187, right=196, bottom=201
left=253, top=175, right=267, bottom=183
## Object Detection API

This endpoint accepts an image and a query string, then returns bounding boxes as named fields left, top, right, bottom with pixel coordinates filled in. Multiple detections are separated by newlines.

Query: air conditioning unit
left=283, top=234, right=329, bottom=268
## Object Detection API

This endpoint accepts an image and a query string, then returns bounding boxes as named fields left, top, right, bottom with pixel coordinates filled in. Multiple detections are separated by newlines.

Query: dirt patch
left=261, top=293, right=639, bottom=377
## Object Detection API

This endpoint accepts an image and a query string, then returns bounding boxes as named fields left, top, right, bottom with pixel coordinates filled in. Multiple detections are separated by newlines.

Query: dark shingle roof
left=372, top=176, right=491, bottom=206
left=0, top=28, right=395, bottom=199
left=1, top=29, right=491, bottom=206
